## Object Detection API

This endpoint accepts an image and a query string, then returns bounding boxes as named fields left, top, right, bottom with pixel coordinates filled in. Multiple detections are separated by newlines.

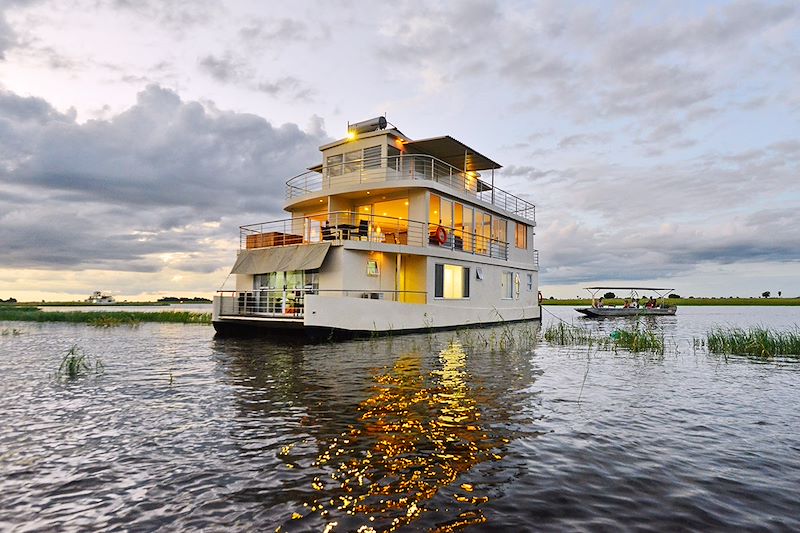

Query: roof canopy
left=231, top=243, right=331, bottom=274
left=402, top=136, right=501, bottom=171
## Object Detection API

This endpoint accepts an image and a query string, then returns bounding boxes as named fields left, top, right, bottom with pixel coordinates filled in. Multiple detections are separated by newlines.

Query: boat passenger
left=597, top=297, right=604, bottom=308
left=623, top=298, right=631, bottom=308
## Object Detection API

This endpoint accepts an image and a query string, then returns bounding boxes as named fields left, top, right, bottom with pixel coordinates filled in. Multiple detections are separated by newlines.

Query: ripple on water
left=0, top=310, right=800, bottom=531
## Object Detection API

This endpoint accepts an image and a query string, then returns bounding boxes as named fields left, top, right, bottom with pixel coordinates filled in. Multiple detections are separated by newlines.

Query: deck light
left=346, top=130, right=357, bottom=141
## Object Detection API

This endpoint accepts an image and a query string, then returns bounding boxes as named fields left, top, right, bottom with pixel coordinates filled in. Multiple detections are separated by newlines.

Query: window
left=364, top=145, right=382, bottom=169
left=516, top=222, right=527, bottom=249
left=326, top=154, right=343, bottom=177
left=527, top=273, right=533, bottom=291
left=462, top=206, right=474, bottom=252
left=493, top=216, right=507, bottom=244
left=434, top=264, right=470, bottom=299
left=501, top=271, right=513, bottom=299
left=344, top=150, right=361, bottom=174
left=388, top=145, right=401, bottom=170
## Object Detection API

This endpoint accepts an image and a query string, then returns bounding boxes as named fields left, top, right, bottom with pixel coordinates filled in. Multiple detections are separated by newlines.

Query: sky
left=0, top=0, right=798, bottom=301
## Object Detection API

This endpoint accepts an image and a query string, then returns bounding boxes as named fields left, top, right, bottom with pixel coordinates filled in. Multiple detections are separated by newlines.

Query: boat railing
left=240, top=211, right=511, bottom=260
left=216, top=288, right=430, bottom=318
left=285, top=154, right=536, bottom=222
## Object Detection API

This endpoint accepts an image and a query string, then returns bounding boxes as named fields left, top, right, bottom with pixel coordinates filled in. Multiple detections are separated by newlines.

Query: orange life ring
left=538, top=291, right=543, bottom=304
left=436, top=226, right=447, bottom=245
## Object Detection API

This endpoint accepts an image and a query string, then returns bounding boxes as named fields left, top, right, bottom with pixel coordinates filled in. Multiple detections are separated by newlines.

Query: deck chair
left=355, top=219, right=369, bottom=240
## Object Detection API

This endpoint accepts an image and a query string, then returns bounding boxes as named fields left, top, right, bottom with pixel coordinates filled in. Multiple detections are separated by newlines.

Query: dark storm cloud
left=0, top=85, right=328, bottom=270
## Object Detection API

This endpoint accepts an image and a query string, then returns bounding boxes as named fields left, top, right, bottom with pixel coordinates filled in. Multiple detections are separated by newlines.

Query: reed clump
left=544, top=322, right=604, bottom=347
left=609, top=323, right=665, bottom=354
left=544, top=320, right=665, bottom=354
left=57, top=344, right=104, bottom=379
left=706, top=326, right=800, bottom=358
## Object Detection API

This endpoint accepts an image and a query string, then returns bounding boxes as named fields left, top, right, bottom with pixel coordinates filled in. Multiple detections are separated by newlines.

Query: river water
left=1, top=306, right=799, bottom=531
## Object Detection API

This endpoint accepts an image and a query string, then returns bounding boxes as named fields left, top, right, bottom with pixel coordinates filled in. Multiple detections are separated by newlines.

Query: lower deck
left=214, top=244, right=540, bottom=334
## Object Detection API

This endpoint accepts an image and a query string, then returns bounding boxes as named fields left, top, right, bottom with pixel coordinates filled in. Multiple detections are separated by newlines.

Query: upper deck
left=285, top=123, right=536, bottom=223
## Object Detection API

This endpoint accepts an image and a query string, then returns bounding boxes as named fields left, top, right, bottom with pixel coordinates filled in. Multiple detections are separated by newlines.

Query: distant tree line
left=0, top=297, right=17, bottom=303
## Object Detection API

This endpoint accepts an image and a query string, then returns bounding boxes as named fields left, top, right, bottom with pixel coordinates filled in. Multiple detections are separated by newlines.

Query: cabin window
left=462, top=206, right=474, bottom=252
left=516, top=222, right=527, bottom=249
left=430, top=194, right=441, bottom=225
left=476, top=211, right=491, bottom=256
left=344, top=150, right=361, bottom=174
left=493, top=217, right=507, bottom=243
left=527, top=273, right=533, bottom=291
left=387, top=145, right=401, bottom=170
left=434, top=263, right=469, bottom=299
left=363, top=145, right=382, bottom=169
left=326, top=154, right=343, bottom=177
left=501, top=271, right=513, bottom=299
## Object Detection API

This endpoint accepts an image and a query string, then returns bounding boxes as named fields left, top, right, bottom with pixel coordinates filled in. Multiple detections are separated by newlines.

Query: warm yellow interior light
left=346, top=130, right=357, bottom=141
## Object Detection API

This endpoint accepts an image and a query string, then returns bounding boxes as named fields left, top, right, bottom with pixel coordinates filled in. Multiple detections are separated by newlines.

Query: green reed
left=57, top=345, right=104, bottom=379
left=706, top=326, right=800, bottom=358
left=543, top=322, right=603, bottom=346
left=0, top=307, right=211, bottom=324
left=610, top=322, right=665, bottom=354
left=543, top=320, right=665, bottom=354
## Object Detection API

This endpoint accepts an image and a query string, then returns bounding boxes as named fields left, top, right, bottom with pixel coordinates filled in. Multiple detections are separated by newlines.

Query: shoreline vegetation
left=542, top=297, right=800, bottom=306
left=0, top=306, right=211, bottom=325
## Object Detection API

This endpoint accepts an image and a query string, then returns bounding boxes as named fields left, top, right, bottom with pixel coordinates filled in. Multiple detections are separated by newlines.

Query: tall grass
left=706, top=326, right=800, bottom=358
left=544, top=322, right=603, bottom=347
left=543, top=320, right=665, bottom=354
left=610, top=323, right=665, bottom=354
left=57, top=345, right=104, bottom=379
left=0, top=307, right=211, bottom=324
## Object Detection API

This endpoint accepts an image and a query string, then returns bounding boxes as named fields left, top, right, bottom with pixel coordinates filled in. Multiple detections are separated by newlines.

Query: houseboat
left=212, top=117, right=540, bottom=336
left=86, top=291, right=115, bottom=304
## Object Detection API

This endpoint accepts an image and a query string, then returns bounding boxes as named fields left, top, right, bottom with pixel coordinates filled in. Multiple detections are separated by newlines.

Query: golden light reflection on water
left=280, top=341, right=510, bottom=531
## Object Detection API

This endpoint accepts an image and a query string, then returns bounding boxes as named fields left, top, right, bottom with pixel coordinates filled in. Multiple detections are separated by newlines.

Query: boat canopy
left=230, top=242, right=331, bottom=274
left=403, top=136, right=501, bottom=172
left=584, top=286, right=674, bottom=299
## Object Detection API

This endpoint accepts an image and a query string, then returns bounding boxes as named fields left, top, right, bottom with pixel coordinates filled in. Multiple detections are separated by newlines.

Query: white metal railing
left=239, top=211, right=511, bottom=260
left=285, top=155, right=536, bottom=222
left=217, top=288, right=428, bottom=318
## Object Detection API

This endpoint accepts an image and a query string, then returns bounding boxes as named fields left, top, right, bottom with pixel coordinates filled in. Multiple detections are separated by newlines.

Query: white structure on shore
left=213, top=117, right=540, bottom=336
left=86, top=291, right=115, bottom=304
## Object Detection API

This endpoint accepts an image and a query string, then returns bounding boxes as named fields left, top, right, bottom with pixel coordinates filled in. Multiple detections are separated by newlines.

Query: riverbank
left=542, top=297, right=800, bottom=306
left=0, top=306, right=211, bottom=324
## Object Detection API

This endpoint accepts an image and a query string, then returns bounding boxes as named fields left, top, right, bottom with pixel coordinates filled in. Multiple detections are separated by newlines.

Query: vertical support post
left=491, top=167, right=495, bottom=205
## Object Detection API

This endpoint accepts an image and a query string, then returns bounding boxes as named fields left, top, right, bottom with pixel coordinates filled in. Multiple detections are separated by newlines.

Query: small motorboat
left=575, top=286, right=677, bottom=318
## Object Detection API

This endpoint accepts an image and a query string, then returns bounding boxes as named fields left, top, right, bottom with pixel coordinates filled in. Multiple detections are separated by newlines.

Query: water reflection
left=213, top=327, right=541, bottom=532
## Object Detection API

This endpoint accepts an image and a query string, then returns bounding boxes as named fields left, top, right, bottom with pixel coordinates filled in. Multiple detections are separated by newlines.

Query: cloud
left=198, top=52, right=313, bottom=100
left=0, top=85, right=329, bottom=271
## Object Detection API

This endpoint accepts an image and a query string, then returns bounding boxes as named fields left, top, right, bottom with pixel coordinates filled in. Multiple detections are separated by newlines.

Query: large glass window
left=463, top=206, right=474, bottom=252
left=344, top=150, right=361, bottom=174
left=516, top=222, right=527, bottom=249
left=430, top=194, right=440, bottom=225
left=493, top=216, right=507, bottom=244
left=434, top=264, right=470, bottom=299
left=326, top=154, right=343, bottom=177
left=476, top=210, right=491, bottom=255
left=387, top=145, right=401, bottom=171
